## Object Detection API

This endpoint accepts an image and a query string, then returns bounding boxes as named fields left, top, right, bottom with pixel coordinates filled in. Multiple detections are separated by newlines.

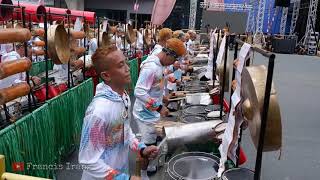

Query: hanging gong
left=241, top=65, right=282, bottom=151
left=99, top=31, right=111, bottom=47
left=48, top=24, right=70, bottom=64
left=143, top=28, right=152, bottom=47
left=125, top=24, right=137, bottom=44
left=216, top=51, right=231, bottom=92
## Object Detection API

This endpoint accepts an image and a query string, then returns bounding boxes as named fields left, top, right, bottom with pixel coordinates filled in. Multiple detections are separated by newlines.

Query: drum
left=0, top=83, right=30, bottom=104
left=0, top=58, right=32, bottom=79
left=70, top=30, right=86, bottom=39
left=0, top=28, right=31, bottom=44
left=181, top=114, right=206, bottom=124
left=182, top=104, right=207, bottom=116
left=33, top=83, right=61, bottom=102
left=214, top=122, right=227, bottom=134
left=166, top=152, right=220, bottom=180
left=221, top=168, right=254, bottom=180
left=205, top=105, right=223, bottom=112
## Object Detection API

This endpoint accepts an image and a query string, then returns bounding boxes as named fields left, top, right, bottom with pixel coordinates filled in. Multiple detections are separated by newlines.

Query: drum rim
left=183, top=104, right=208, bottom=115
left=167, top=152, right=220, bottom=180
left=214, top=122, right=227, bottom=133
left=221, top=168, right=254, bottom=180
left=181, top=114, right=207, bottom=123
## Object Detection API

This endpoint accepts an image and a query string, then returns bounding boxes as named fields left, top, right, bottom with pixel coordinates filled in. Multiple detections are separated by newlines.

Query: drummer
left=0, top=43, right=41, bottom=89
left=150, top=28, right=172, bottom=56
left=79, top=45, right=158, bottom=180
left=186, top=30, right=197, bottom=55
left=133, top=38, right=187, bottom=174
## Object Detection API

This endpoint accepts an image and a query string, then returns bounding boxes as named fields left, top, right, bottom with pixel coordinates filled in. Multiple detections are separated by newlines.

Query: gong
left=241, top=65, right=282, bottom=151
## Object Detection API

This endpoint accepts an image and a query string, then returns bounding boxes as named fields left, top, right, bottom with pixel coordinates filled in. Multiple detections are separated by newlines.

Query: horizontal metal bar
left=0, top=4, right=23, bottom=8
left=235, top=38, right=275, bottom=58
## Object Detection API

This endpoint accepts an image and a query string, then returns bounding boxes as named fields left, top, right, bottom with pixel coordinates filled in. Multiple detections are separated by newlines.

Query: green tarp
left=0, top=78, right=94, bottom=178
left=29, top=60, right=54, bottom=77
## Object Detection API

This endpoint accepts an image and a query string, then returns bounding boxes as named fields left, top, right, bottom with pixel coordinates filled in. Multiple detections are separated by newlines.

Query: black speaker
left=275, top=0, right=290, bottom=7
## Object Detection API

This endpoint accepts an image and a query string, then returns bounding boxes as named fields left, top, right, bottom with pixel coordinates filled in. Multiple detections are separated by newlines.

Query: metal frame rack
left=0, top=4, right=32, bottom=126
left=232, top=38, right=276, bottom=180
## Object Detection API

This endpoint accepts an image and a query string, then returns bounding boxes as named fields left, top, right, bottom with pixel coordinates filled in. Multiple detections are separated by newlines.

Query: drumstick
left=168, top=97, right=186, bottom=102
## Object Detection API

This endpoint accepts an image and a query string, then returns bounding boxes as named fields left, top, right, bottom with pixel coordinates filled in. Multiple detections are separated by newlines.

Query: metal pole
left=220, top=35, right=229, bottom=119
left=83, top=18, right=86, bottom=80
left=21, top=7, right=32, bottom=112
left=44, top=12, right=49, bottom=100
left=254, top=54, right=275, bottom=180
left=124, top=22, right=127, bottom=53
left=142, top=28, right=144, bottom=56
left=97, top=18, right=100, bottom=48
left=67, top=14, right=71, bottom=88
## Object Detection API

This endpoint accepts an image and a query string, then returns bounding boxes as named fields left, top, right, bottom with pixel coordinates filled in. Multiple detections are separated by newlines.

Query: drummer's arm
left=134, top=67, right=162, bottom=111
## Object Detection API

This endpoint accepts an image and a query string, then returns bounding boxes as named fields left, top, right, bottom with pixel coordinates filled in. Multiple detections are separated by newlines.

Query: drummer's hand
left=31, top=76, right=41, bottom=86
left=130, top=176, right=141, bottom=180
left=233, top=58, right=240, bottom=68
left=160, top=106, right=169, bottom=117
left=143, top=146, right=159, bottom=160
left=176, top=80, right=181, bottom=86
left=162, top=96, right=169, bottom=104
left=173, top=61, right=180, bottom=69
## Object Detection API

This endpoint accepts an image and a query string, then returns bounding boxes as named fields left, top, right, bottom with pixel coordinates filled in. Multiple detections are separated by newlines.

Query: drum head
left=183, top=105, right=207, bottom=115
left=222, top=168, right=254, bottom=180
left=205, top=105, right=222, bottom=112
left=168, top=152, right=220, bottom=180
left=181, top=115, right=206, bottom=124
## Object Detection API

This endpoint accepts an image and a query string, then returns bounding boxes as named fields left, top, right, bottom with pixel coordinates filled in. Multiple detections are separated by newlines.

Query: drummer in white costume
left=79, top=46, right=158, bottom=180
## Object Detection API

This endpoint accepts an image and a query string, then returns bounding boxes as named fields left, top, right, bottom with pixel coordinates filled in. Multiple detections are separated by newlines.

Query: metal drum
left=182, top=105, right=207, bottom=116
left=205, top=105, right=223, bottom=112
left=167, top=152, right=220, bottom=180
left=181, top=114, right=206, bottom=124
left=221, top=168, right=254, bottom=180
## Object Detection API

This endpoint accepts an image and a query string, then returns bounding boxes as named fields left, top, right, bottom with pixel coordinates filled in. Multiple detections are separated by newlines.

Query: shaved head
left=91, top=45, right=118, bottom=75
left=91, top=45, right=131, bottom=88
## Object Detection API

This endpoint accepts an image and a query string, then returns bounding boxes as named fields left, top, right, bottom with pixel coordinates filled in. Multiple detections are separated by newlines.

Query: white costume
left=79, top=83, right=146, bottom=180
left=133, top=55, right=165, bottom=144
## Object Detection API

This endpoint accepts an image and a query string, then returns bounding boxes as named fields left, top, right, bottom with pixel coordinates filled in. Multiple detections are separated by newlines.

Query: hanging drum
left=71, top=47, right=86, bottom=56
left=32, top=28, right=45, bottom=37
left=241, top=65, right=282, bottom=151
left=221, top=168, right=254, bottom=180
left=70, top=30, right=86, bottom=39
left=48, top=24, right=71, bottom=64
left=0, top=58, right=31, bottom=80
left=0, top=28, right=31, bottom=44
left=166, top=152, right=220, bottom=180
left=32, top=40, right=45, bottom=47
left=0, top=82, right=30, bottom=105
